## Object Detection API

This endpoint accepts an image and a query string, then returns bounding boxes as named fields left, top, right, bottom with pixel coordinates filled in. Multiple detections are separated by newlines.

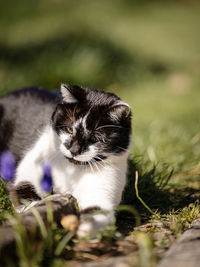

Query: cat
left=0, top=84, right=132, bottom=237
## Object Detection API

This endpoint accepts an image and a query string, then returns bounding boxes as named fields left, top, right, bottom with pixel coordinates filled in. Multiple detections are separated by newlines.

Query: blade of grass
left=7, top=214, right=31, bottom=265
left=116, top=204, right=141, bottom=226
left=54, top=231, right=74, bottom=256
left=46, top=198, right=53, bottom=224
left=135, top=171, right=155, bottom=216
left=30, top=206, right=48, bottom=238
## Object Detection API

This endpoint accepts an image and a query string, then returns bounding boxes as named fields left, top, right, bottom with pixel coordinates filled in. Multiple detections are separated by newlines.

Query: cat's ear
left=108, top=102, right=131, bottom=121
left=60, top=84, right=78, bottom=103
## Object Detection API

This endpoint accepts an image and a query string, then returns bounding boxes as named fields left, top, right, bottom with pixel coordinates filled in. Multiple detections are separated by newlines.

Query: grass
left=2, top=207, right=76, bottom=267
left=0, top=0, right=200, bottom=266
left=0, top=179, right=14, bottom=223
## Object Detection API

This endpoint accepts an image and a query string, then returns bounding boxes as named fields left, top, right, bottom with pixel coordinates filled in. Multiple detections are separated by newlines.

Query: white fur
left=14, top=125, right=130, bottom=237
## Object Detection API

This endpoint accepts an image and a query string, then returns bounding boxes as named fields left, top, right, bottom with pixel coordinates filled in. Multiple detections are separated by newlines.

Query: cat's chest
left=49, top=155, right=75, bottom=193
left=49, top=153, right=112, bottom=196
left=49, top=153, right=90, bottom=194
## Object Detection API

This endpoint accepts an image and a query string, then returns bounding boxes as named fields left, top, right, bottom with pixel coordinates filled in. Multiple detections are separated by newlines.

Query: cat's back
left=0, top=87, right=60, bottom=161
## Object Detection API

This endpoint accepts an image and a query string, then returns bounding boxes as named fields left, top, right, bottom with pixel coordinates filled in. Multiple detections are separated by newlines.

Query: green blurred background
left=0, top=0, right=200, bottom=187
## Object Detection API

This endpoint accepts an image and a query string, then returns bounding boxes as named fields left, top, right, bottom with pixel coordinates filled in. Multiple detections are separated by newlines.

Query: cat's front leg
left=10, top=154, right=45, bottom=212
left=10, top=126, right=59, bottom=211
left=74, top=171, right=125, bottom=238
left=14, top=152, right=45, bottom=198
left=10, top=129, right=54, bottom=211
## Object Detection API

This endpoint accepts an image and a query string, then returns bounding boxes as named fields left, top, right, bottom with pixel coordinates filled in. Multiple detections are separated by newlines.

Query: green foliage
left=122, top=157, right=173, bottom=212
left=155, top=202, right=200, bottom=237
left=96, top=224, right=122, bottom=242
left=0, top=178, right=13, bottom=223
left=4, top=207, right=75, bottom=267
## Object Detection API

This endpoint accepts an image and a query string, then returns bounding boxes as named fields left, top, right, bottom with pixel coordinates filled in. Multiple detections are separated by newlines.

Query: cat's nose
left=69, top=141, right=81, bottom=156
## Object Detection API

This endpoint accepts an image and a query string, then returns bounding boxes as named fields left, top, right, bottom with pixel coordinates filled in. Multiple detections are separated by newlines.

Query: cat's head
left=51, top=84, right=132, bottom=166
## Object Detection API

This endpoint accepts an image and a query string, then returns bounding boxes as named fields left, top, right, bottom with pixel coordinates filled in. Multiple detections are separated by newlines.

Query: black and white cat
left=0, top=84, right=132, bottom=237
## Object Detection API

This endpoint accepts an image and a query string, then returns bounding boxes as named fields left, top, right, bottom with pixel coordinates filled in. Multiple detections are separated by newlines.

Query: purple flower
left=0, top=151, right=16, bottom=181
left=41, top=163, right=53, bottom=192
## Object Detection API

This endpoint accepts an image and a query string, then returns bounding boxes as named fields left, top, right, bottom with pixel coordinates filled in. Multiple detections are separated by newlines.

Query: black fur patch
left=7, top=182, right=41, bottom=208
left=15, top=182, right=41, bottom=201
left=80, top=206, right=101, bottom=214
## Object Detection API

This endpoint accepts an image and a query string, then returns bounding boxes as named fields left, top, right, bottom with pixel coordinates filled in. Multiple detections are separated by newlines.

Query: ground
left=0, top=0, right=200, bottom=266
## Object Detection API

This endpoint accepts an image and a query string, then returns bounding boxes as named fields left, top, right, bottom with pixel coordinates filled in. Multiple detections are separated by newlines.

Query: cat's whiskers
left=116, top=146, right=130, bottom=153
left=94, top=156, right=106, bottom=167
left=96, top=125, right=123, bottom=131
left=95, top=160, right=105, bottom=171
left=100, top=156, right=120, bottom=171
left=94, top=156, right=119, bottom=172
left=95, top=153, right=126, bottom=172
left=88, top=160, right=94, bottom=173
left=80, top=161, right=87, bottom=171
left=84, top=161, right=88, bottom=170
left=95, top=156, right=119, bottom=172
left=92, top=159, right=101, bottom=172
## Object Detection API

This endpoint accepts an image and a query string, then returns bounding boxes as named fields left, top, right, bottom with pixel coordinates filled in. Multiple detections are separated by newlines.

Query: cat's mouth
left=65, top=156, right=106, bottom=165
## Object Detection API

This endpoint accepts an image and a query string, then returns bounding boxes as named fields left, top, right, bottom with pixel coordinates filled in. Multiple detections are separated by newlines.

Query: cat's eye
left=90, top=135, right=98, bottom=143
left=63, top=126, right=73, bottom=134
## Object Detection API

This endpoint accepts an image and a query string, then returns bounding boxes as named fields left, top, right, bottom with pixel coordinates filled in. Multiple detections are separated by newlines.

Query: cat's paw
left=76, top=214, right=95, bottom=238
left=76, top=212, right=114, bottom=238
left=7, top=181, right=41, bottom=213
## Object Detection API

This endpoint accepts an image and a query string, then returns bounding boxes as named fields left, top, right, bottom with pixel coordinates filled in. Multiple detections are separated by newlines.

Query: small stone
left=61, top=215, right=79, bottom=232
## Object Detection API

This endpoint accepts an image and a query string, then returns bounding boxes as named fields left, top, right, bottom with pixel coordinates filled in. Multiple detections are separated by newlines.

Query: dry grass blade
left=135, top=171, right=155, bottom=216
